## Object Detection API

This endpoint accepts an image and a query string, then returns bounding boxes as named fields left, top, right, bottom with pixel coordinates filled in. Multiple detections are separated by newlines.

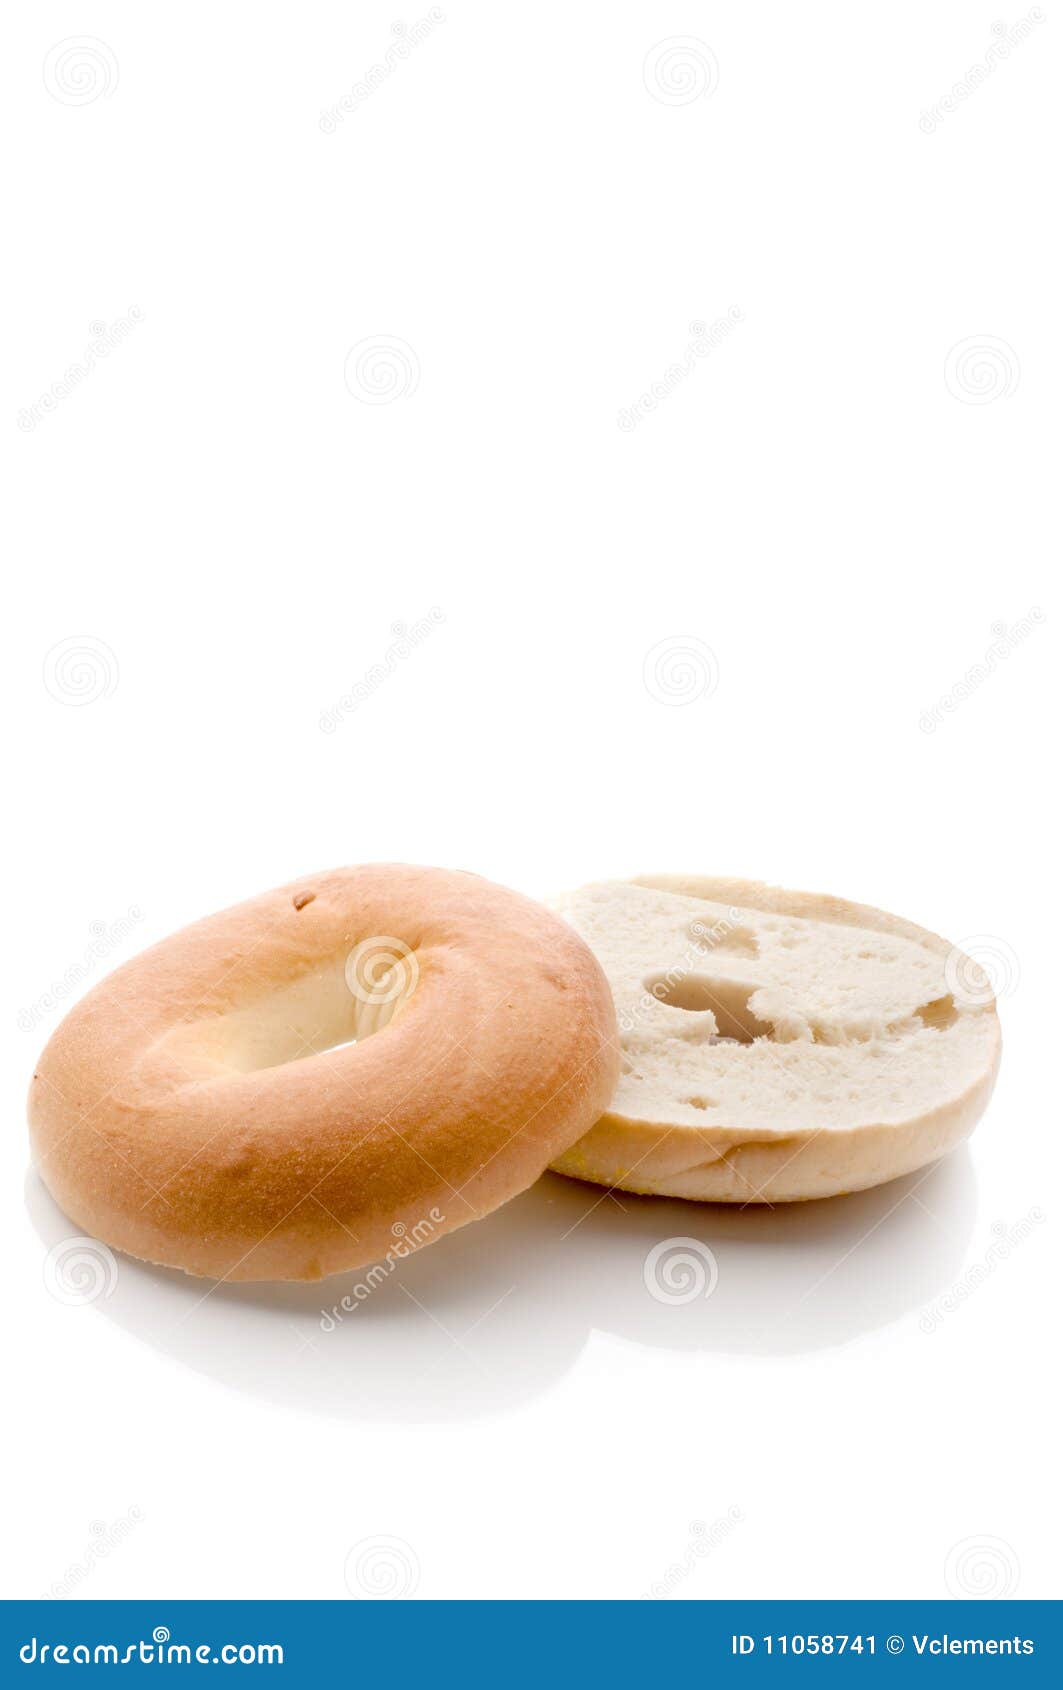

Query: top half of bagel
left=29, top=864, right=619, bottom=1281
left=548, top=875, right=1001, bottom=1204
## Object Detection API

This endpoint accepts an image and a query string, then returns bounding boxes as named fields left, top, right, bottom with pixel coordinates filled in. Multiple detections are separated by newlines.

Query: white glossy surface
left=4, top=0, right=1057, bottom=1602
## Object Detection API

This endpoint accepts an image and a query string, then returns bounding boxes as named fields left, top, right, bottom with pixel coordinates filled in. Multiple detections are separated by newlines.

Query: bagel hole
left=643, top=972, right=776, bottom=1044
left=215, top=954, right=415, bottom=1072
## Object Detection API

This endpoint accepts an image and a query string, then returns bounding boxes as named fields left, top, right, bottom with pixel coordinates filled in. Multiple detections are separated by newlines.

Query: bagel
left=548, top=876, right=1001, bottom=1202
left=29, top=864, right=619, bottom=1281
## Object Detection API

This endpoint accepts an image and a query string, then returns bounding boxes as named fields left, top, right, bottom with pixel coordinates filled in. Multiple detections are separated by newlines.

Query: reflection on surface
left=27, top=1151, right=977, bottom=1422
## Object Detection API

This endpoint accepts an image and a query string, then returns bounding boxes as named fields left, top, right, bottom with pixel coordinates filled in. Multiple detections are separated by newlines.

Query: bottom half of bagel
left=548, top=875, right=1002, bottom=1203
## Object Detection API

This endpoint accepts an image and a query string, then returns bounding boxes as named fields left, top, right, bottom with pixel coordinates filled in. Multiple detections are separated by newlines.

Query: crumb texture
left=552, top=879, right=999, bottom=1135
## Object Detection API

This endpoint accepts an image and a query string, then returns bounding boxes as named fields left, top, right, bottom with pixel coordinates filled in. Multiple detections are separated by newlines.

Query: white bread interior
left=548, top=875, right=1001, bottom=1203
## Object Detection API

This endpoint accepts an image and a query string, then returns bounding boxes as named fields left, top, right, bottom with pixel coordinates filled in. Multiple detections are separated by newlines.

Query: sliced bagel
left=547, top=876, right=1001, bottom=1202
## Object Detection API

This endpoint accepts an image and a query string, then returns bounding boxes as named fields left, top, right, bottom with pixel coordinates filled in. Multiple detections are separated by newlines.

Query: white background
left=3, top=2, right=1059, bottom=1602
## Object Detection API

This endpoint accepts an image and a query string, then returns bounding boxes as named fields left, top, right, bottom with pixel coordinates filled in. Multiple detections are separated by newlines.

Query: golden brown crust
left=29, top=864, right=619, bottom=1280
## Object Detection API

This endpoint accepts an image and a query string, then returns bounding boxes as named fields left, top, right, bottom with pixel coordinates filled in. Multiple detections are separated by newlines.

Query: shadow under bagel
left=26, top=1149, right=978, bottom=1424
